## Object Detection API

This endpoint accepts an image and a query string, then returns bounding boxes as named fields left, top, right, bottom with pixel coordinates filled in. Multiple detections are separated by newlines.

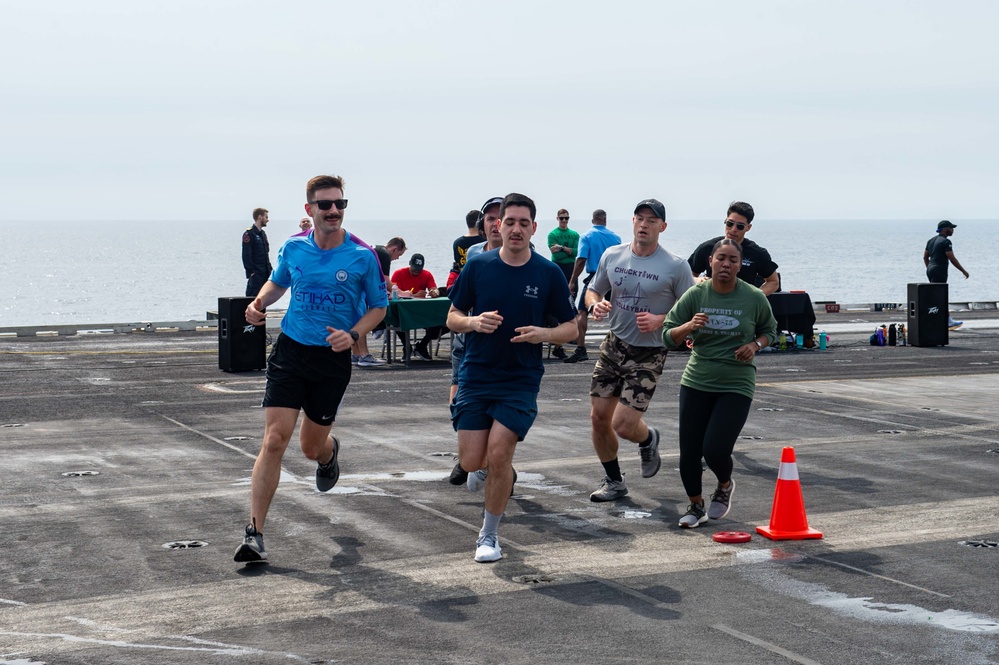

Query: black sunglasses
left=311, top=199, right=349, bottom=211
left=724, top=219, right=747, bottom=231
left=558, top=216, right=569, bottom=221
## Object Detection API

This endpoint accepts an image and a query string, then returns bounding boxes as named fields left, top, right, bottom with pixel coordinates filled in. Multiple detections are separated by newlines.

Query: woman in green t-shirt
left=663, top=239, right=777, bottom=528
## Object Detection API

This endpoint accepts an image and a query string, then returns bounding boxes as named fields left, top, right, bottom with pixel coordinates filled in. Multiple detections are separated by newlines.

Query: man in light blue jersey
left=566, top=209, right=622, bottom=363
left=234, top=174, right=387, bottom=564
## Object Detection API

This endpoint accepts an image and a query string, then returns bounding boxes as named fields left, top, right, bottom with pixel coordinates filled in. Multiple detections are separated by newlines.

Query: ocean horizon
left=3, top=218, right=992, bottom=328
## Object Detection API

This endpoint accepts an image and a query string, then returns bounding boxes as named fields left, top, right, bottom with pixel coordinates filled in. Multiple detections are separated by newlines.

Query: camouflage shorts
left=589, top=332, right=668, bottom=412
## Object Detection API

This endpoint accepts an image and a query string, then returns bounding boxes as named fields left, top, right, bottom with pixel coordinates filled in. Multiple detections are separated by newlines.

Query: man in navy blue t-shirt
left=447, top=193, right=577, bottom=563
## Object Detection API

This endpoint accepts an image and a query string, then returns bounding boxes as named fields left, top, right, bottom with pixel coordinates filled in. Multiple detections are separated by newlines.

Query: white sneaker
left=467, top=469, right=487, bottom=493
left=356, top=354, right=386, bottom=367
left=474, top=533, right=502, bottom=562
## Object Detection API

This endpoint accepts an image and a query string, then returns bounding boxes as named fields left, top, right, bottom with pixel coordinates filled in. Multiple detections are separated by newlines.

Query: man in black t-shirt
left=453, top=210, right=483, bottom=273
left=687, top=201, right=779, bottom=296
left=923, top=220, right=969, bottom=329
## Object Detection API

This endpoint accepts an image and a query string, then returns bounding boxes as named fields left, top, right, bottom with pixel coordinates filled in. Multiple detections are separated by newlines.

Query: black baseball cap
left=410, top=253, right=425, bottom=268
left=937, top=220, right=956, bottom=230
left=634, top=198, right=667, bottom=221
left=480, top=196, right=503, bottom=217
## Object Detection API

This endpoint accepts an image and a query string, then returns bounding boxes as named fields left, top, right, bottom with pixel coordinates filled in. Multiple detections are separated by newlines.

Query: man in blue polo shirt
left=566, top=209, right=622, bottom=363
left=447, top=192, right=577, bottom=563
left=234, top=174, right=387, bottom=564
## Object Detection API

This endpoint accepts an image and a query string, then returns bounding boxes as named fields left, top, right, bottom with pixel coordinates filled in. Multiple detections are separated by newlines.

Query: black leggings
left=678, top=385, right=753, bottom=498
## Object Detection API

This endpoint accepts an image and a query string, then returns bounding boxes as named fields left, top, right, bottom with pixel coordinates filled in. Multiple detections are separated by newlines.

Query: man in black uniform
left=242, top=207, right=272, bottom=297
left=924, top=220, right=969, bottom=330
left=687, top=201, right=779, bottom=296
left=453, top=210, right=483, bottom=273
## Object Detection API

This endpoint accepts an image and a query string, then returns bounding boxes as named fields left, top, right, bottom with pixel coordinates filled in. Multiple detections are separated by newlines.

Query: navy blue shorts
left=450, top=384, right=538, bottom=441
left=262, top=333, right=351, bottom=426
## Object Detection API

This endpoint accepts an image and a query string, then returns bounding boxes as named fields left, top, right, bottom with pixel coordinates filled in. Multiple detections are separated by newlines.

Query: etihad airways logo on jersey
left=524, top=285, right=539, bottom=299
left=294, top=291, right=348, bottom=307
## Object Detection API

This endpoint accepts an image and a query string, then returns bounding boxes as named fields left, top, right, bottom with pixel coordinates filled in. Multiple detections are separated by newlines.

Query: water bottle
left=391, top=285, right=399, bottom=301
left=898, top=324, right=907, bottom=346
left=819, top=331, right=827, bottom=350
left=887, top=324, right=897, bottom=346
left=795, top=333, right=803, bottom=348
left=779, top=333, right=787, bottom=351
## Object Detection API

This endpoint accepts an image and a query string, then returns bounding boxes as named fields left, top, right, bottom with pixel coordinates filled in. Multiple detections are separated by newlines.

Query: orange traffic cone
left=756, top=446, right=823, bottom=540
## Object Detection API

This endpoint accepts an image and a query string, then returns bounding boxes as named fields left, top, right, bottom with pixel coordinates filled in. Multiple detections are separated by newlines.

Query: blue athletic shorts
left=262, top=333, right=351, bottom=426
left=450, top=332, right=465, bottom=386
left=449, top=384, right=538, bottom=441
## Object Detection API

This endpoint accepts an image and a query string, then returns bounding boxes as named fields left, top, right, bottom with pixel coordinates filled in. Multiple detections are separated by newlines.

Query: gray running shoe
left=474, top=533, right=502, bottom=563
left=356, top=354, right=386, bottom=367
left=467, top=469, right=487, bottom=493
left=589, top=475, right=628, bottom=502
left=678, top=501, right=707, bottom=528
left=316, top=437, right=340, bottom=492
left=708, top=479, right=735, bottom=520
left=233, top=523, right=267, bottom=563
left=639, top=427, right=661, bottom=478
left=448, top=461, right=468, bottom=486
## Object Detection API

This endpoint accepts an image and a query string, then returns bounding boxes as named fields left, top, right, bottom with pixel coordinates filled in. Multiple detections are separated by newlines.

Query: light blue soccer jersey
left=270, top=232, right=388, bottom=346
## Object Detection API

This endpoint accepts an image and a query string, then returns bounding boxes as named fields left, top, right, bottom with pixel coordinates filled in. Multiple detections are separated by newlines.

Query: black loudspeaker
left=907, top=283, right=948, bottom=347
left=218, top=297, right=267, bottom=372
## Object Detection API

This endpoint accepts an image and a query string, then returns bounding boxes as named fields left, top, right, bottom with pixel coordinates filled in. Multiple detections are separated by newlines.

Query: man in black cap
left=390, top=253, right=442, bottom=360
left=924, top=220, right=970, bottom=330
left=584, top=198, right=694, bottom=502
left=448, top=197, right=503, bottom=486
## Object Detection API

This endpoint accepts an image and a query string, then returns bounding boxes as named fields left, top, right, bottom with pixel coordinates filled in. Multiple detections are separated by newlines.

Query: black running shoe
left=316, top=436, right=340, bottom=492
left=551, top=345, right=567, bottom=360
left=234, top=523, right=267, bottom=562
left=563, top=347, right=589, bottom=363
left=448, top=461, right=468, bottom=486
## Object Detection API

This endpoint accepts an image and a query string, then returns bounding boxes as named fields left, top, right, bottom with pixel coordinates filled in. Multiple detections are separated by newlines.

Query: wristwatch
left=754, top=339, right=763, bottom=349
left=348, top=330, right=360, bottom=342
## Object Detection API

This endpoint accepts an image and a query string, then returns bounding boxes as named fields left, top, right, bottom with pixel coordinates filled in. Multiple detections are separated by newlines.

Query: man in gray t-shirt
left=584, top=198, right=695, bottom=502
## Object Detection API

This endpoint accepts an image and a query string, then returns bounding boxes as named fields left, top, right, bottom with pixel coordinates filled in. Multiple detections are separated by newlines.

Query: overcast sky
left=2, top=1, right=997, bottom=223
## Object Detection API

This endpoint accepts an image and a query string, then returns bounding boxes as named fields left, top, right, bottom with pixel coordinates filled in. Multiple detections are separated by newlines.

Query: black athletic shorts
left=262, top=333, right=351, bottom=427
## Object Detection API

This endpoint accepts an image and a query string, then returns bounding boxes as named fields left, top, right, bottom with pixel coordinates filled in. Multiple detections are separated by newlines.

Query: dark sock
left=639, top=429, right=653, bottom=448
left=601, top=458, right=623, bottom=482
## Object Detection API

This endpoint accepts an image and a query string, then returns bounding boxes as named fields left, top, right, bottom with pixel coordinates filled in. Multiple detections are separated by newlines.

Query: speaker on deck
left=218, top=296, right=267, bottom=372
left=907, top=283, right=948, bottom=347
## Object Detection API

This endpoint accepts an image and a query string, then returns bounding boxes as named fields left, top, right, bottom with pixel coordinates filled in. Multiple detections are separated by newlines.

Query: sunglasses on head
left=558, top=216, right=569, bottom=221
left=724, top=219, right=747, bottom=231
left=311, top=199, right=349, bottom=211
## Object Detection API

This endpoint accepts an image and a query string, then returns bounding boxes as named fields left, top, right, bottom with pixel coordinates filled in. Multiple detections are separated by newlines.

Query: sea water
left=1, top=219, right=992, bottom=327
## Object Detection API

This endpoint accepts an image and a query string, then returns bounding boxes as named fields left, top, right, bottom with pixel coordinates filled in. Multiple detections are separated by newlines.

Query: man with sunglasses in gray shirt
left=687, top=201, right=779, bottom=296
